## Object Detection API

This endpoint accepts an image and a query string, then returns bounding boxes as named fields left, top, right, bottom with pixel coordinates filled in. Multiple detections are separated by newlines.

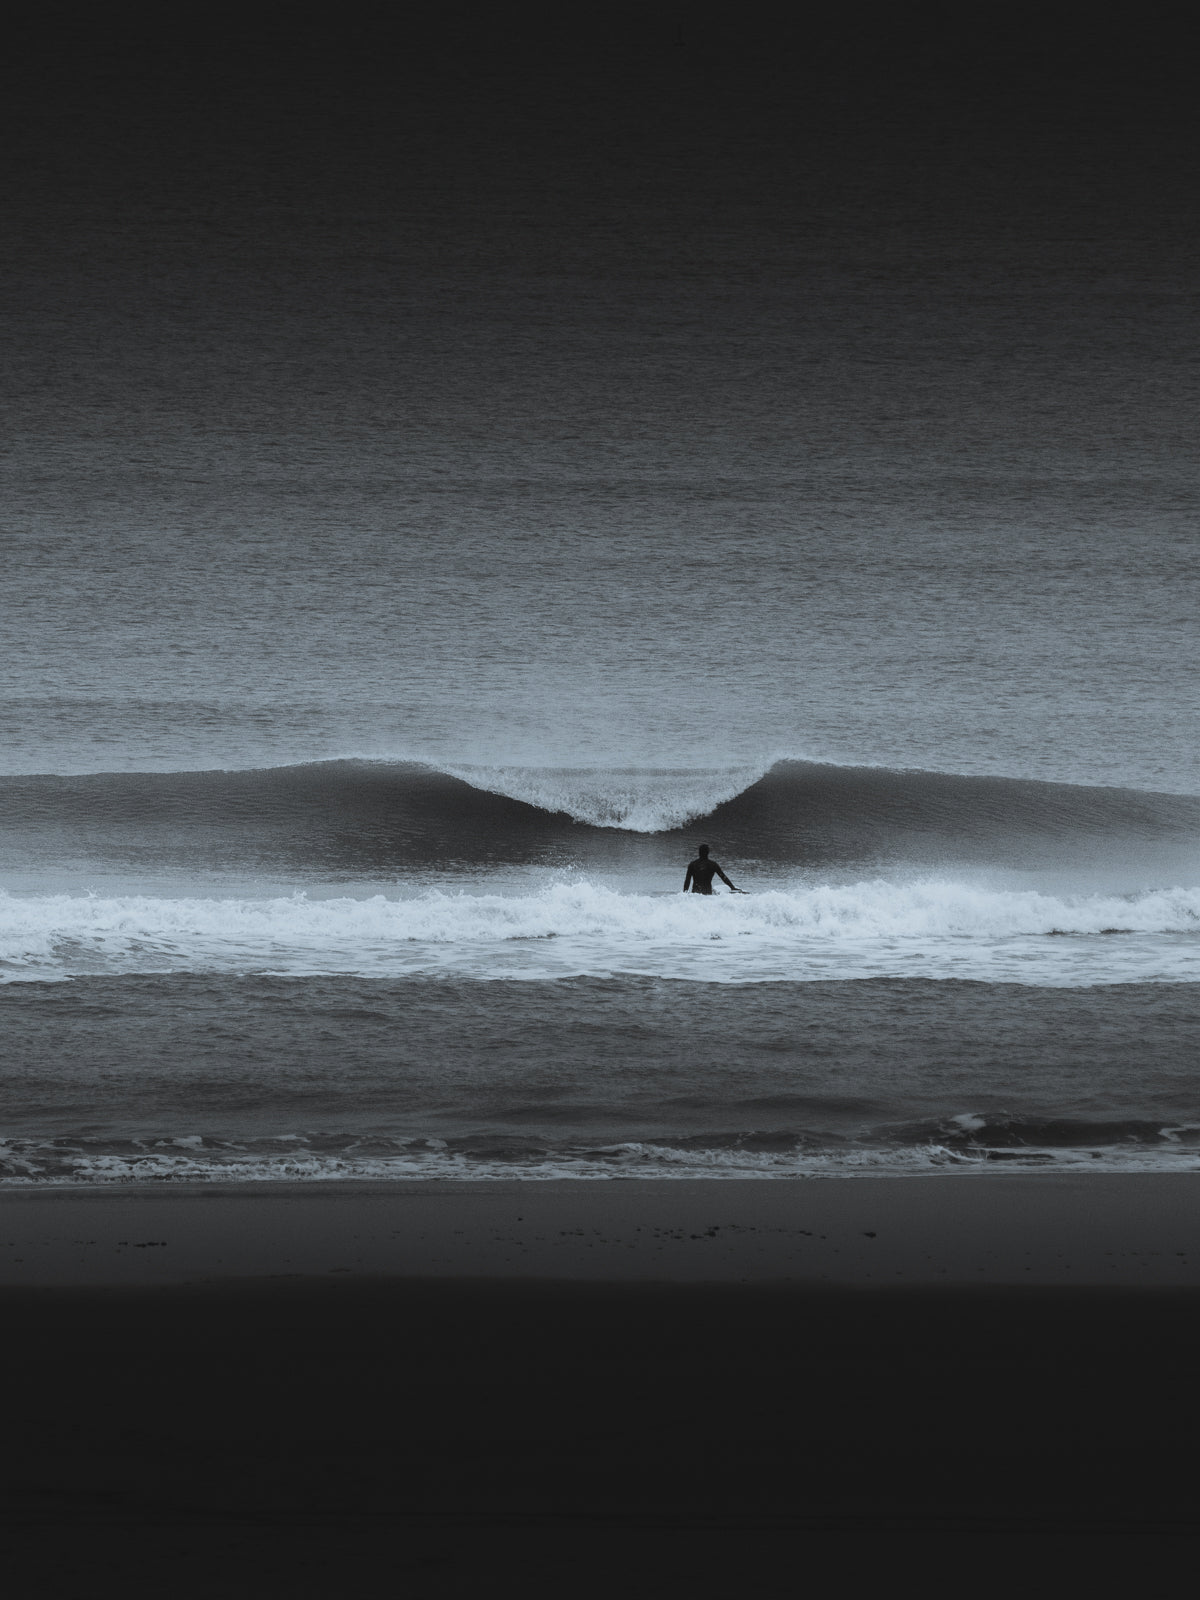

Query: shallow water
left=3, top=974, right=1199, bottom=1183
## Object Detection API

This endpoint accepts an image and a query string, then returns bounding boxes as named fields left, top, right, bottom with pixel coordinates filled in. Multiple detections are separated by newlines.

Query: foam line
left=3, top=880, right=1199, bottom=985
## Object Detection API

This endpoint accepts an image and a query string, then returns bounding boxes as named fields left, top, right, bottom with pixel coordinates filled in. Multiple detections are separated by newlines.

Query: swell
left=1, top=758, right=1199, bottom=875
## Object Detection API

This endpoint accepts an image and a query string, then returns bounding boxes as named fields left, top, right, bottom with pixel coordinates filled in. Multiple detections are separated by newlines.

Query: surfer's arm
left=683, top=867, right=693, bottom=892
left=715, top=865, right=735, bottom=890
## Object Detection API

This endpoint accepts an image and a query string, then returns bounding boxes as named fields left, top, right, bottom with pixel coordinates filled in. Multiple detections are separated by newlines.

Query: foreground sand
left=4, top=1176, right=1200, bottom=1593
left=3, top=1172, right=1200, bottom=1287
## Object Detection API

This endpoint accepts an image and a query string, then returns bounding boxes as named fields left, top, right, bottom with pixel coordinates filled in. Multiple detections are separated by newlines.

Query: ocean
left=3, top=13, right=1198, bottom=1184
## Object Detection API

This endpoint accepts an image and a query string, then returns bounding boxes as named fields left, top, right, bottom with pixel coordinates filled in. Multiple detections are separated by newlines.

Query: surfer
left=683, top=844, right=744, bottom=895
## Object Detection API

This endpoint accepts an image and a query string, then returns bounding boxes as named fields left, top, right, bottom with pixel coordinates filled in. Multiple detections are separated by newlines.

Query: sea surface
left=2, top=17, right=1198, bottom=1182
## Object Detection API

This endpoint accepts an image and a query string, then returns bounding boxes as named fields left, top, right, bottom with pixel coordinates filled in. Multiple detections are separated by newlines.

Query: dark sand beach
left=5, top=1176, right=1200, bottom=1593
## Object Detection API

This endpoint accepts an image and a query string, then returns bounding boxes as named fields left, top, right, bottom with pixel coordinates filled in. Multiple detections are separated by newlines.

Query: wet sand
left=3, top=1172, right=1200, bottom=1288
left=4, top=1176, right=1200, bottom=1592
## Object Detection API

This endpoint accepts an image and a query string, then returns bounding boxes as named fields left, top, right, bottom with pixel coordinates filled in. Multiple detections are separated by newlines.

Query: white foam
left=438, top=763, right=773, bottom=831
left=3, top=1138, right=1200, bottom=1185
left=2, top=878, right=1199, bottom=985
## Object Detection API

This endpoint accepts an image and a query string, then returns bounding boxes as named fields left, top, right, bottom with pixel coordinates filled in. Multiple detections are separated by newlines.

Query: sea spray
left=437, top=763, right=775, bottom=831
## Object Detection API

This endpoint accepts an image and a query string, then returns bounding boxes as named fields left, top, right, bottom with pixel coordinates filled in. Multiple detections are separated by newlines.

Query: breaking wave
left=438, top=763, right=772, bottom=831
left=3, top=757, right=1199, bottom=874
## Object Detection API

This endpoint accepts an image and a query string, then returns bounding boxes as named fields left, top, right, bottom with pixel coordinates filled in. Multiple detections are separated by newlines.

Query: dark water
left=2, top=15, right=1198, bottom=1180
left=3, top=975, right=1199, bottom=1182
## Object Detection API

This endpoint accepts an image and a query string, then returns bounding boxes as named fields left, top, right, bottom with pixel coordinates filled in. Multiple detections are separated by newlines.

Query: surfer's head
left=696, top=844, right=710, bottom=857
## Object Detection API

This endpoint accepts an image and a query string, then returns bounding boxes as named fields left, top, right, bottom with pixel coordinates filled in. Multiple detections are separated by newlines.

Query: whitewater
left=3, top=878, right=1198, bottom=986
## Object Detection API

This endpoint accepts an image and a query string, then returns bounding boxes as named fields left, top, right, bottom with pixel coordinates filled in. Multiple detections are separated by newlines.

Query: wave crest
left=4, top=759, right=1199, bottom=880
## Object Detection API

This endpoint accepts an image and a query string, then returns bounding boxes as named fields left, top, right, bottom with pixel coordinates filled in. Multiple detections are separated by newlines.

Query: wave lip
left=438, top=763, right=773, bottom=831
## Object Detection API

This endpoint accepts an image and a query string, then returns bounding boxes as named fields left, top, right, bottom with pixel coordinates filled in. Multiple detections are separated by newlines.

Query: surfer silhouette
left=683, top=844, right=744, bottom=895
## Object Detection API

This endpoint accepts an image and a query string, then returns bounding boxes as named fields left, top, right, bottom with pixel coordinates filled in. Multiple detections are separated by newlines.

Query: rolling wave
left=2, top=758, right=1199, bottom=876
